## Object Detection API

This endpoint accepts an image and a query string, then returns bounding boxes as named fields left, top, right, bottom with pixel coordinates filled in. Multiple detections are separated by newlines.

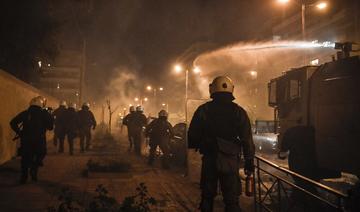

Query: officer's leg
left=30, top=152, right=41, bottom=182
left=53, top=132, right=58, bottom=146
left=159, top=139, right=170, bottom=169
left=148, top=142, right=157, bottom=165
left=58, top=133, right=65, bottom=153
left=79, top=130, right=85, bottom=152
left=219, top=173, right=241, bottom=212
left=134, top=133, right=141, bottom=155
left=200, top=156, right=218, bottom=212
left=68, top=134, right=74, bottom=155
left=127, top=130, right=132, bottom=150
left=20, top=151, right=31, bottom=184
left=37, top=140, right=47, bottom=167
left=85, top=129, right=91, bottom=150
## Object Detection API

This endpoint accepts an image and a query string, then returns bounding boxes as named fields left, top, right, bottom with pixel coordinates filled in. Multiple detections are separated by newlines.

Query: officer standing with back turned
left=10, top=96, right=54, bottom=184
left=188, top=76, right=255, bottom=212
left=78, top=102, right=96, bottom=152
left=123, top=106, right=136, bottom=151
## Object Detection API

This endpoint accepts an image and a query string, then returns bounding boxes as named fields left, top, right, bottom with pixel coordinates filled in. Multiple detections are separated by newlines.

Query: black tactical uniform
left=131, top=111, right=147, bottom=155
left=78, top=106, right=96, bottom=152
left=64, top=107, right=79, bottom=155
left=146, top=116, right=174, bottom=168
left=10, top=105, right=54, bottom=183
left=188, top=92, right=255, bottom=212
left=53, top=105, right=67, bottom=151
left=123, top=111, right=135, bottom=151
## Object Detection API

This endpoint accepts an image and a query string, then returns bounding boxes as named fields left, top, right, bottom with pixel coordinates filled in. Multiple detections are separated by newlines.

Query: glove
left=244, top=159, right=254, bottom=176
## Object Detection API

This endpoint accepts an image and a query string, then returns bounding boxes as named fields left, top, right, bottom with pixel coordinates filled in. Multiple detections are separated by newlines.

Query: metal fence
left=253, top=155, right=348, bottom=212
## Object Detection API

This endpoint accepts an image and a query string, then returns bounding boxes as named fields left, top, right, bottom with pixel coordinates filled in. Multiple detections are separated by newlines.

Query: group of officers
left=122, top=105, right=174, bottom=169
left=122, top=76, right=255, bottom=211
left=10, top=97, right=96, bottom=184
left=10, top=75, right=255, bottom=211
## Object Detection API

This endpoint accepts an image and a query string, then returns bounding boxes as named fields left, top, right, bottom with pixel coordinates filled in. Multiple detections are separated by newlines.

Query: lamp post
left=277, top=0, right=328, bottom=40
left=173, top=64, right=201, bottom=176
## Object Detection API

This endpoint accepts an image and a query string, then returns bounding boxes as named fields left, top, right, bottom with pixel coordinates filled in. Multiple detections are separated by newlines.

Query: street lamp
left=277, top=0, right=328, bottom=40
left=173, top=63, right=201, bottom=176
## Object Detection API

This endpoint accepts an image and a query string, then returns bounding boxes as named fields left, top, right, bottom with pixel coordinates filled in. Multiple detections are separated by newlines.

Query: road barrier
left=253, top=155, right=348, bottom=212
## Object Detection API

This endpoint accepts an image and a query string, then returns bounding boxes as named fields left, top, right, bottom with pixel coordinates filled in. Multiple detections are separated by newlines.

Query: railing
left=253, top=155, right=348, bottom=212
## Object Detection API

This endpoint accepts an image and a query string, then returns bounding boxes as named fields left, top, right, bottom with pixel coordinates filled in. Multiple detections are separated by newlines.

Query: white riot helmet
left=158, top=110, right=168, bottom=118
left=82, top=102, right=90, bottom=109
left=69, top=102, right=77, bottom=109
left=136, top=105, right=144, bottom=112
left=129, top=106, right=135, bottom=113
left=29, top=96, right=44, bottom=107
left=36, top=96, right=47, bottom=107
left=60, top=100, right=67, bottom=107
left=209, top=76, right=234, bottom=96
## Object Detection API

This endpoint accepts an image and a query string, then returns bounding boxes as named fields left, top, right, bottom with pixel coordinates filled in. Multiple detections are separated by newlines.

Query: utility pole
left=79, top=39, right=86, bottom=106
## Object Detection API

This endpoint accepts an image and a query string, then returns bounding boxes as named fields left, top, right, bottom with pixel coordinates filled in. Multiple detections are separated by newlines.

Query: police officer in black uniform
left=53, top=100, right=67, bottom=151
left=78, top=102, right=96, bottom=152
left=64, top=103, right=79, bottom=155
left=123, top=106, right=136, bottom=151
left=10, top=96, right=54, bottom=184
left=188, top=76, right=255, bottom=212
left=146, top=110, right=174, bottom=168
left=132, top=106, right=147, bottom=155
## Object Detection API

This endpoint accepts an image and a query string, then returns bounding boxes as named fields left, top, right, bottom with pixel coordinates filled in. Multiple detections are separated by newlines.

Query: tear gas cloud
left=96, top=40, right=337, bottom=126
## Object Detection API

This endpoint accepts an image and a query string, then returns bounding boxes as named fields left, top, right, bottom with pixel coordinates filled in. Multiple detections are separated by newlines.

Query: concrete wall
left=0, top=69, right=58, bottom=164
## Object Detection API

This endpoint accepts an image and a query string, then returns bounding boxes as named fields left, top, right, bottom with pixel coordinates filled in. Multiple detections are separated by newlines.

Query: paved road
left=0, top=132, right=255, bottom=211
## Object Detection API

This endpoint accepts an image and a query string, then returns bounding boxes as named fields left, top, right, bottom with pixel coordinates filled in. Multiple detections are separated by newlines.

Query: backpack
left=200, top=102, right=242, bottom=174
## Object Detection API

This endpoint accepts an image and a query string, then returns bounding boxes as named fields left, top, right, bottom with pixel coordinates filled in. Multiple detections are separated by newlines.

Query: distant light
left=159, top=87, right=164, bottom=91
left=277, top=0, right=290, bottom=4
left=249, top=70, right=258, bottom=79
left=38, top=61, right=42, bottom=68
left=174, top=64, right=183, bottom=73
left=56, top=83, right=60, bottom=89
left=123, top=107, right=127, bottom=110
left=118, top=113, right=122, bottom=116
left=134, top=97, right=139, bottom=102
left=162, top=103, right=166, bottom=106
left=75, top=92, right=79, bottom=96
left=146, top=85, right=152, bottom=91
left=193, top=66, right=201, bottom=74
left=144, top=97, right=148, bottom=102
left=129, top=104, right=133, bottom=107
left=310, top=59, right=319, bottom=65
left=47, top=64, right=51, bottom=67
left=316, top=2, right=327, bottom=10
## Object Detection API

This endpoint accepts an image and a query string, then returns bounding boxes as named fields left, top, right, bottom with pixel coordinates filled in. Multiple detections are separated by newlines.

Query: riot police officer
left=123, top=106, right=136, bottom=151
left=10, top=96, right=54, bottom=183
left=64, top=103, right=79, bottom=155
left=132, top=106, right=147, bottom=155
left=188, top=76, right=255, bottom=212
left=78, top=102, right=96, bottom=152
left=145, top=110, right=174, bottom=168
left=53, top=100, right=67, bottom=151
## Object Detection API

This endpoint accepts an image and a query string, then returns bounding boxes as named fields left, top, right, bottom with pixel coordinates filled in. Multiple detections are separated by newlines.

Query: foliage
left=48, top=187, right=84, bottom=212
left=48, top=183, right=157, bottom=212
left=120, top=183, right=157, bottom=212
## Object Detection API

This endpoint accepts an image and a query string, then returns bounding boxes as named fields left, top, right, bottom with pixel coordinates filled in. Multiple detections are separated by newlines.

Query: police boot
left=30, top=167, right=38, bottom=182
left=200, top=198, right=214, bottom=212
left=20, top=169, right=28, bottom=184
left=161, top=156, right=170, bottom=169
